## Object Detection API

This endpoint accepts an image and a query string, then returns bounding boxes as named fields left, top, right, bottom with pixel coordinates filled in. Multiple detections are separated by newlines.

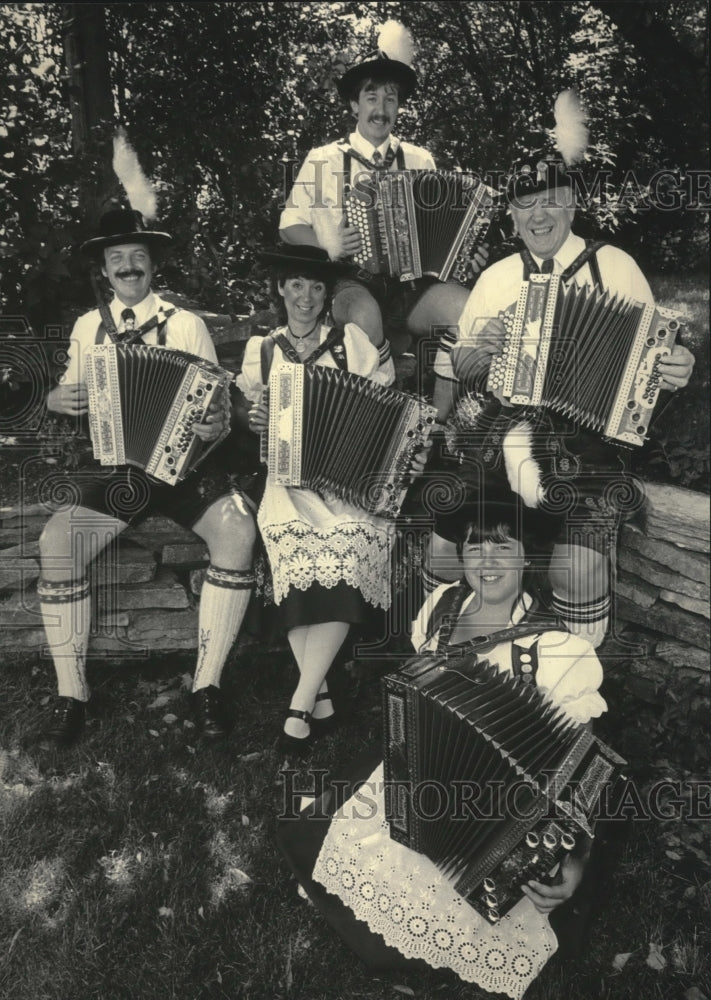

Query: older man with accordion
left=442, top=91, right=695, bottom=648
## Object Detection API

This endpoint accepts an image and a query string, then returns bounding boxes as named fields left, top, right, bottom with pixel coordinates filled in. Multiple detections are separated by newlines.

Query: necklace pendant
left=296, top=341, right=306, bottom=353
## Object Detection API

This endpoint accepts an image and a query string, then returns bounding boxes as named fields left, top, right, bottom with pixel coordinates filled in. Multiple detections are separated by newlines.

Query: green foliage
left=0, top=1, right=707, bottom=328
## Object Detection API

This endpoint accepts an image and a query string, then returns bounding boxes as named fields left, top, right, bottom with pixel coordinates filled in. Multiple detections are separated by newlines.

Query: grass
left=0, top=270, right=708, bottom=999
left=0, top=636, right=709, bottom=1000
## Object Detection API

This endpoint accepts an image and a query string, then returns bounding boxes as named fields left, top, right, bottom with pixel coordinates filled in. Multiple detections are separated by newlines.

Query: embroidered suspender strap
left=323, top=326, right=347, bottom=370
left=267, top=328, right=347, bottom=371
left=341, top=141, right=399, bottom=174
left=395, top=146, right=405, bottom=169
left=519, top=240, right=606, bottom=289
left=511, top=637, right=542, bottom=684
left=260, top=334, right=277, bottom=385
left=122, top=308, right=179, bottom=346
left=91, top=271, right=119, bottom=345
left=427, top=581, right=472, bottom=650
left=560, top=240, right=606, bottom=287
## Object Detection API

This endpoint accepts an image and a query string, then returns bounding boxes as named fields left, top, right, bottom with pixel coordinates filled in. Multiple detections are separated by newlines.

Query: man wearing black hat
left=447, top=140, right=695, bottom=648
left=279, top=22, right=471, bottom=416
left=37, top=209, right=257, bottom=747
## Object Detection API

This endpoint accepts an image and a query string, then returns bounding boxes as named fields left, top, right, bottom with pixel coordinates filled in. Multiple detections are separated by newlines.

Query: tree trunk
left=61, top=3, right=117, bottom=223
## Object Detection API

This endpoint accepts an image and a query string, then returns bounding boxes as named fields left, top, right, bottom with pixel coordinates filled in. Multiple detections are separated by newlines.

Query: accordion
left=264, top=362, right=436, bottom=519
left=84, top=343, right=232, bottom=484
left=487, top=273, right=682, bottom=445
left=346, top=170, right=496, bottom=284
left=382, top=651, right=625, bottom=922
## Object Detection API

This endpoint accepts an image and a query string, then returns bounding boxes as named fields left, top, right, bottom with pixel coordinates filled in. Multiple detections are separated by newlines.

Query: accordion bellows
left=488, top=273, right=682, bottom=445
left=84, top=344, right=232, bottom=484
left=382, top=653, right=625, bottom=922
left=346, top=170, right=496, bottom=283
left=265, top=363, right=436, bottom=519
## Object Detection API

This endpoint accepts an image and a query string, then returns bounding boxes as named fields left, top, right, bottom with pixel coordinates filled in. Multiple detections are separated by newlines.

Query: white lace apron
left=313, top=763, right=557, bottom=998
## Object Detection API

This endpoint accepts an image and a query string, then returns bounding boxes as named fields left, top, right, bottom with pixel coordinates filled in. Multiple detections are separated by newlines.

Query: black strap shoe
left=278, top=708, right=313, bottom=758
left=40, top=697, right=86, bottom=749
left=191, top=685, right=232, bottom=738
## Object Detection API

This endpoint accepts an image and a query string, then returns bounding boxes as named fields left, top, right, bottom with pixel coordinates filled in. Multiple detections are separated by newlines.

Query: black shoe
left=191, top=685, right=232, bottom=738
left=40, top=697, right=86, bottom=749
left=277, top=709, right=313, bottom=758
left=310, top=692, right=339, bottom=740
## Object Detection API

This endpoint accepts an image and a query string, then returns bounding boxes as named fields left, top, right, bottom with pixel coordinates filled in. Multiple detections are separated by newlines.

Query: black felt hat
left=336, top=21, right=417, bottom=103
left=257, top=244, right=354, bottom=278
left=80, top=208, right=173, bottom=258
left=506, top=90, right=589, bottom=204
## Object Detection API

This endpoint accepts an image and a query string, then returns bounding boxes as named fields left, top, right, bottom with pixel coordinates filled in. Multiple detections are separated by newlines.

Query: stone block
left=655, top=640, right=710, bottom=673
left=92, top=545, right=156, bottom=586
left=618, top=547, right=709, bottom=601
left=614, top=569, right=658, bottom=609
left=643, top=483, right=710, bottom=553
left=0, top=540, right=41, bottom=559
left=659, top=589, right=710, bottom=619
left=0, top=503, right=51, bottom=524
left=161, top=543, right=209, bottom=566
left=3, top=627, right=46, bottom=652
left=0, top=558, right=40, bottom=590
left=0, top=590, right=42, bottom=626
left=620, top=524, right=710, bottom=586
left=615, top=595, right=710, bottom=650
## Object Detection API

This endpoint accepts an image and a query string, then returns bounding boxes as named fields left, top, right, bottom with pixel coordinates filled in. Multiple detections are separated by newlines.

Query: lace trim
left=259, top=517, right=394, bottom=609
left=312, top=765, right=557, bottom=998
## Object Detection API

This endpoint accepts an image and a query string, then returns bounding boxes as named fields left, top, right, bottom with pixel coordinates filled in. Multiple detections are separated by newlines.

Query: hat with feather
left=506, top=90, right=589, bottom=203
left=337, top=20, right=418, bottom=103
left=81, top=130, right=172, bottom=257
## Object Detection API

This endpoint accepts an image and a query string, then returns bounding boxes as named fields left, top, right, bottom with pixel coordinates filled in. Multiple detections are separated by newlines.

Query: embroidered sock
left=192, top=566, right=254, bottom=692
left=551, top=591, right=610, bottom=649
left=37, top=577, right=91, bottom=701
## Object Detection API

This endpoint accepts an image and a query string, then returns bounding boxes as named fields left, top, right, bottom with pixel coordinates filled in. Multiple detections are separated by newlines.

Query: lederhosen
left=338, top=142, right=439, bottom=332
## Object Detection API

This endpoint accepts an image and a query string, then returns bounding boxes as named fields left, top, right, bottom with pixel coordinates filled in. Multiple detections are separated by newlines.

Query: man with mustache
left=446, top=152, right=695, bottom=648
left=279, top=23, right=472, bottom=418
left=37, top=209, right=256, bottom=747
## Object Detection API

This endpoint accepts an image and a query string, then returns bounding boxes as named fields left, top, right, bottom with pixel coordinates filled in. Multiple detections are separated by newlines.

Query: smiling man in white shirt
left=446, top=152, right=695, bottom=648
left=37, top=209, right=256, bottom=748
left=279, top=24, right=471, bottom=413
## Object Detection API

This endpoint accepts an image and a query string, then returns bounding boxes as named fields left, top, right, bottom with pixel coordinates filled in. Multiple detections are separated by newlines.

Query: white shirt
left=439, top=232, right=655, bottom=381
left=61, top=292, right=217, bottom=384
left=279, top=130, right=436, bottom=232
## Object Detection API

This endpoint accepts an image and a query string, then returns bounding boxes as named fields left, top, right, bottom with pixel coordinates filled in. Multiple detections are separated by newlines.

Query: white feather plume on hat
left=553, top=89, right=589, bottom=167
left=112, top=128, right=157, bottom=220
left=377, top=20, right=415, bottom=65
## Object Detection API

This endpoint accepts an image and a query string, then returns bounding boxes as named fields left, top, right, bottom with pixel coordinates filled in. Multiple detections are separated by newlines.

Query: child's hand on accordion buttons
left=247, top=399, right=269, bottom=434
left=521, top=853, right=585, bottom=915
left=46, top=382, right=88, bottom=416
left=658, top=343, right=695, bottom=392
left=341, top=225, right=363, bottom=257
left=193, top=398, right=227, bottom=442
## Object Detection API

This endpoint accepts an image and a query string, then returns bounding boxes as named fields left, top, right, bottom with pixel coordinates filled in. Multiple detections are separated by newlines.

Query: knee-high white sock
left=551, top=592, right=610, bottom=649
left=192, top=566, right=254, bottom=692
left=37, top=577, right=91, bottom=701
left=422, top=564, right=451, bottom=596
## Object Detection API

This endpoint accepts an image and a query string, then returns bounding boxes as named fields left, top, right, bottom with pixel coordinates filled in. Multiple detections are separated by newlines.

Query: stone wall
left=1, top=483, right=708, bottom=673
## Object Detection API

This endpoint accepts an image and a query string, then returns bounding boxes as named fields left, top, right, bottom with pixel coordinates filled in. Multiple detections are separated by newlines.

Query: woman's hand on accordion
left=521, top=852, right=585, bottom=915
left=658, top=343, right=695, bottom=391
left=46, top=382, right=88, bottom=416
left=247, top=398, right=269, bottom=434
left=193, top=397, right=227, bottom=442
left=467, top=243, right=490, bottom=277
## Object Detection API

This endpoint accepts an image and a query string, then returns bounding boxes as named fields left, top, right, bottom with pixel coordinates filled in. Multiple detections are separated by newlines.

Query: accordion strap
left=440, top=619, right=561, bottom=659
